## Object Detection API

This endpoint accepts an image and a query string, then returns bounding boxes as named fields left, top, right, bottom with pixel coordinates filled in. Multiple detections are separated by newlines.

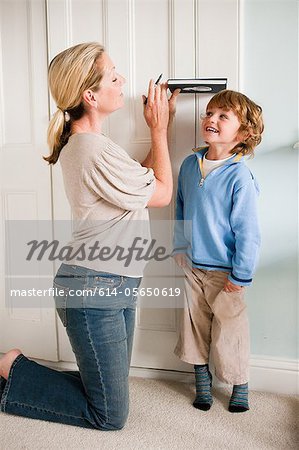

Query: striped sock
left=193, top=364, right=213, bottom=411
left=229, top=383, right=249, bottom=413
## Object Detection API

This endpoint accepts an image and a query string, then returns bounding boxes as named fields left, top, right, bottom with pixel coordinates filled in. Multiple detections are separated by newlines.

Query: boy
left=173, top=90, right=264, bottom=412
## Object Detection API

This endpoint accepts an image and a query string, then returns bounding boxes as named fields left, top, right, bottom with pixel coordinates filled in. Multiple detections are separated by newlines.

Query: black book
left=167, top=78, right=227, bottom=94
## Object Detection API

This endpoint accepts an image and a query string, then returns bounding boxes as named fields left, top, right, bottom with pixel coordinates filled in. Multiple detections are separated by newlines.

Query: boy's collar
left=192, top=146, right=208, bottom=154
left=192, top=146, right=243, bottom=162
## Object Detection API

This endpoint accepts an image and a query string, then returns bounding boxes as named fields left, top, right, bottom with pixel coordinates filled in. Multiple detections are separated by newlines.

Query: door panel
left=0, top=0, right=57, bottom=360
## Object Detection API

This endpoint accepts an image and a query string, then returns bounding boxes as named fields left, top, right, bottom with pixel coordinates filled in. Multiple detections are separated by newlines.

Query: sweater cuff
left=228, top=272, right=253, bottom=287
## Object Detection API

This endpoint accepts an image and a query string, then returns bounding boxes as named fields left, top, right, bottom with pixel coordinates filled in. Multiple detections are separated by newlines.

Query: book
left=167, top=78, right=227, bottom=94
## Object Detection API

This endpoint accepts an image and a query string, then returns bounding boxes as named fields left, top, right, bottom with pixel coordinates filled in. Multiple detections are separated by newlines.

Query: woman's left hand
left=166, top=84, right=180, bottom=118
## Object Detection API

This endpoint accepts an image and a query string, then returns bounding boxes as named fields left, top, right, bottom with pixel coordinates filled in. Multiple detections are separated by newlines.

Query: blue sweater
left=173, top=147, right=261, bottom=286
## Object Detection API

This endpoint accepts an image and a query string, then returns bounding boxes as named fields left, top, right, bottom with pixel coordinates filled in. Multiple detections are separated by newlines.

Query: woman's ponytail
left=44, top=109, right=69, bottom=164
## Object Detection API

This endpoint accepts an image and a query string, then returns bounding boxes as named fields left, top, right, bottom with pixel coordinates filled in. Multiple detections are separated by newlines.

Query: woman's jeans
left=0, top=264, right=141, bottom=430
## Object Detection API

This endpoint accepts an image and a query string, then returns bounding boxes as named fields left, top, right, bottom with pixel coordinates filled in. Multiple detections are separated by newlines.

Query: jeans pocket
left=90, top=274, right=124, bottom=290
left=53, top=282, right=69, bottom=327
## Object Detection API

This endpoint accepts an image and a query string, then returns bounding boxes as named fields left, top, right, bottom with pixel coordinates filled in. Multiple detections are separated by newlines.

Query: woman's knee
left=91, top=406, right=129, bottom=431
left=100, top=418, right=127, bottom=431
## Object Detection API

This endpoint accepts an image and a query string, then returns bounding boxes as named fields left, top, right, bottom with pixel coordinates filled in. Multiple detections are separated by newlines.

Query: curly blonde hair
left=206, top=90, right=264, bottom=157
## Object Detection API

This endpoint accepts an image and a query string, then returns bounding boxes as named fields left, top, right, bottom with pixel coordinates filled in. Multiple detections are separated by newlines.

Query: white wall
left=240, top=0, right=298, bottom=359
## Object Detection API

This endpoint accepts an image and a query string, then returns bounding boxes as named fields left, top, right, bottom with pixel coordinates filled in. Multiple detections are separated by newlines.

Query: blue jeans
left=0, top=264, right=141, bottom=430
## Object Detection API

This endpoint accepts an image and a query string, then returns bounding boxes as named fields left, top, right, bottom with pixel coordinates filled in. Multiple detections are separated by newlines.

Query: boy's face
left=201, top=106, right=243, bottom=147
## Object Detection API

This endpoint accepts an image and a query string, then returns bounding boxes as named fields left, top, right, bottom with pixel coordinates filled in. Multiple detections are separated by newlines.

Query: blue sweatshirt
left=173, top=147, right=261, bottom=286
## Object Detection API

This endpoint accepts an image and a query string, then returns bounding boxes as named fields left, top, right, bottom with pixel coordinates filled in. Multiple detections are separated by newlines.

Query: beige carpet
left=0, top=377, right=298, bottom=450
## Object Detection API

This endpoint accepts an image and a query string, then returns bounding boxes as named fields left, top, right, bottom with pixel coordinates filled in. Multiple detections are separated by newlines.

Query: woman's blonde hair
left=206, top=90, right=264, bottom=156
left=44, top=42, right=105, bottom=164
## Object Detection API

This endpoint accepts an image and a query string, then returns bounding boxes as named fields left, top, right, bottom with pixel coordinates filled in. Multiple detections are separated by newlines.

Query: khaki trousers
left=175, top=267, right=250, bottom=385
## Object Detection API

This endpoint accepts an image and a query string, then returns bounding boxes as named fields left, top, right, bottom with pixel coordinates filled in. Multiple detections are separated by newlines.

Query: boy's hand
left=174, top=253, right=187, bottom=268
left=223, top=279, right=244, bottom=293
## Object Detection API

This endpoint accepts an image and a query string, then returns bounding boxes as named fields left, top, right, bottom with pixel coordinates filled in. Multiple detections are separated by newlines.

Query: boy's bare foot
left=0, top=349, right=22, bottom=380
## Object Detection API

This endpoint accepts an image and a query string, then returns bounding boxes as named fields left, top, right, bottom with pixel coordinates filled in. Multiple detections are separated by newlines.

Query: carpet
left=0, top=377, right=298, bottom=449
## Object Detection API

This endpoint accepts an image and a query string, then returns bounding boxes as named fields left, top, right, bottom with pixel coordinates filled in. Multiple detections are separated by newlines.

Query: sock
left=193, top=364, right=213, bottom=411
left=229, top=383, right=249, bottom=413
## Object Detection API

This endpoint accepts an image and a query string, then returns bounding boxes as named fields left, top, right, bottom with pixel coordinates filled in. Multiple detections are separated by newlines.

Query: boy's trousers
left=174, top=267, right=250, bottom=385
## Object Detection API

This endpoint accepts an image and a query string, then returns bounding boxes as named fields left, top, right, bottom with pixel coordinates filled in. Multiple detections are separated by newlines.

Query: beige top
left=59, top=133, right=156, bottom=276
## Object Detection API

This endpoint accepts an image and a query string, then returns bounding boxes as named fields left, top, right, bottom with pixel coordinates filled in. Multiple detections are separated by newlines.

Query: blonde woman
left=0, top=42, right=179, bottom=430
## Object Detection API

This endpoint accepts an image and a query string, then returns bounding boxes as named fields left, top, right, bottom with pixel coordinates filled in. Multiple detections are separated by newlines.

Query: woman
left=0, top=42, right=179, bottom=430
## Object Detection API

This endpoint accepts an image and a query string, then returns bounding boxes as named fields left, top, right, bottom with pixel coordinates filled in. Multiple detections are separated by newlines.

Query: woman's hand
left=167, top=86, right=180, bottom=118
left=143, top=80, right=169, bottom=131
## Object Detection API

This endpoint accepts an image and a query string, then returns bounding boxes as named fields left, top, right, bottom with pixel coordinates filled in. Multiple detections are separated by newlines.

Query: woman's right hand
left=142, top=80, right=169, bottom=132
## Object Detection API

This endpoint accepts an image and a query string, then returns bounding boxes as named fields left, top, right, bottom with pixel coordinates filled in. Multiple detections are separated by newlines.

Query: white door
left=47, top=0, right=239, bottom=370
left=0, top=0, right=57, bottom=360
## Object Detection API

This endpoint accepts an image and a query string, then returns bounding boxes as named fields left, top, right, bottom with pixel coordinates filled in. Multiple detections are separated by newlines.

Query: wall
left=240, top=0, right=298, bottom=359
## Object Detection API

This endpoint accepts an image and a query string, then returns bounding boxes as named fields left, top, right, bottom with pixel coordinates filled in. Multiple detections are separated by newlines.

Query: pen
left=155, top=73, right=163, bottom=85
left=144, top=73, right=163, bottom=105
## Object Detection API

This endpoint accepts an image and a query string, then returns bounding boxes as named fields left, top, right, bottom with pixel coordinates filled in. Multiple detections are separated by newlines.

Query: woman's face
left=95, top=52, right=126, bottom=114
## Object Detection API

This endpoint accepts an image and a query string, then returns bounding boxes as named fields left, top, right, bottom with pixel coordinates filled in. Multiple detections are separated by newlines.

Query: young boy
left=173, top=90, right=264, bottom=413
